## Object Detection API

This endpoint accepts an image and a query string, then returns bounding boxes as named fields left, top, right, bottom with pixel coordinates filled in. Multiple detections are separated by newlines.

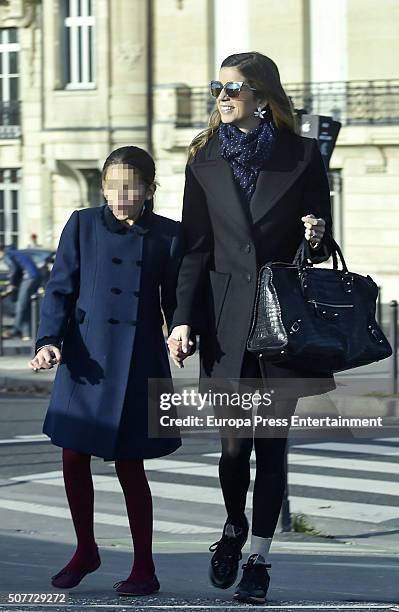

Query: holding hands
left=167, top=325, right=195, bottom=368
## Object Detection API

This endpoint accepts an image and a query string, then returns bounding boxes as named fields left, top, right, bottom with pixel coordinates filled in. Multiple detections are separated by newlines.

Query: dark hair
left=188, top=51, right=297, bottom=162
left=101, top=146, right=156, bottom=211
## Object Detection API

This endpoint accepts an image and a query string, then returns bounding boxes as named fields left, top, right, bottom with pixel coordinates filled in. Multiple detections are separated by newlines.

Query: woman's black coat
left=171, top=128, right=336, bottom=397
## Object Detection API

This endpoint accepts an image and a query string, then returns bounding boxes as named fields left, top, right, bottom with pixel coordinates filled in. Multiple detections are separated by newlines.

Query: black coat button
left=136, top=260, right=143, bottom=267
left=246, top=273, right=252, bottom=282
left=112, top=257, right=122, bottom=264
left=244, top=244, right=251, bottom=253
left=111, top=287, right=122, bottom=294
left=133, top=290, right=140, bottom=297
left=108, top=318, right=120, bottom=324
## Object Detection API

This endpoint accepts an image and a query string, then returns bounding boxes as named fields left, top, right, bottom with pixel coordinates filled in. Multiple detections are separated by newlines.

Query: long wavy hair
left=188, top=52, right=297, bottom=163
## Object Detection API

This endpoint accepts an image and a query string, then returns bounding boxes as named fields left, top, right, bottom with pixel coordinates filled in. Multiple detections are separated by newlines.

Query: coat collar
left=191, top=128, right=310, bottom=229
left=101, top=203, right=152, bottom=235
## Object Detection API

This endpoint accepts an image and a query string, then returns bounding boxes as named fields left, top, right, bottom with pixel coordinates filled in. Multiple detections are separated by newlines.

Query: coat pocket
left=74, top=307, right=86, bottom=324
left=209, top=270, right=231, bottom=330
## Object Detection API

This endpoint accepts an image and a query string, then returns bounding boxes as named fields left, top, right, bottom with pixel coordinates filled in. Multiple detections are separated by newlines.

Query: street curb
left=0, top=374, right=52, bottom=394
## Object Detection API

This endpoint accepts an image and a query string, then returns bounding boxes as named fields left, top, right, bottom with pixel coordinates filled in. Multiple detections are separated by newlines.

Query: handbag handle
left=293, top=234, right=349, bottom=273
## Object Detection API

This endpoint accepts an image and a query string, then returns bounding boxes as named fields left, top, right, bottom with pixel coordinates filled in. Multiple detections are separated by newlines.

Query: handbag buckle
left=368, top=324, right=385, bottom=344
left=342, top=273, right=354, bottom=293
left=289, top=319, right=301, bottom=334
left=300, top=271, right=308, bottom=294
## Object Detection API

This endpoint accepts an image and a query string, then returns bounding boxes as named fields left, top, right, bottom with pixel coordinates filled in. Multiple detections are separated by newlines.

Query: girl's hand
left=167, top=325, right=195, bottom=369
left=301, top=214, right=326, bottom=247
left=29, top=345, right=61, bottom=371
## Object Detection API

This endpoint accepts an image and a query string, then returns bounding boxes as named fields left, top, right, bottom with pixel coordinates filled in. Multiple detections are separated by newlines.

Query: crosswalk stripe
left=205, top=441, right=399, bottom=460
left=0, top=436, right=49, bottom=445
left=9, top=469, right=399, bottom=524
left=288, top=495, right=399, bottom=523
left=0, top=499, right=217, bottom=534
left=289, top=442, right=399, bottom=456
left=288, top=453, right=399, bottom=475
left=145, top=455, right=399, bottom=477
left=12, top=463, right=399, bottom=498
left=11, top=473, right=227, bottom=505
left=142, top=459, right=399, bottom=497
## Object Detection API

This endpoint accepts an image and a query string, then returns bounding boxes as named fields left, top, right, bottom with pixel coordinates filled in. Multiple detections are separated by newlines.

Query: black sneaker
left=234, top=553, right=272, bottom=604
left=208, top=516, right=249, bottom=589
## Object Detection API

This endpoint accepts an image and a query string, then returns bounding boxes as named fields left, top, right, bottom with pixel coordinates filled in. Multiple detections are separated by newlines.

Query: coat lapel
left=192, top=128, right=311, bottom=231
left=191, top=157, right=252, bottom=237
left=248, top=129, right=310, bottom=224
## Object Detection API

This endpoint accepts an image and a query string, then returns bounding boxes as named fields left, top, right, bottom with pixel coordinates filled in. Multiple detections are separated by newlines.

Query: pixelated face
left=217, top=66, right=266, bottom=131
left=102, top=164, right=154, bottom=220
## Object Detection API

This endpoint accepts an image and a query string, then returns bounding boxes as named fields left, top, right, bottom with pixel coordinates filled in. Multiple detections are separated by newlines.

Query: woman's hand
left=301, top=213, right=326, bottom=247
left=167, top=325, right=195, bottom=369
left=29, top=345, right=61, bottom=371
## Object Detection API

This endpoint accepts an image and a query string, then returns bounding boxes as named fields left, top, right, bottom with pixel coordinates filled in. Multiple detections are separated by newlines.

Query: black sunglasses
left=210, top=80, right=257, bottom=98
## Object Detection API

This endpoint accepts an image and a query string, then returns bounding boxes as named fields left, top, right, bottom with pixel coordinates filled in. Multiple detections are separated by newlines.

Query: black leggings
left=218, top=351, right=297, bottom=538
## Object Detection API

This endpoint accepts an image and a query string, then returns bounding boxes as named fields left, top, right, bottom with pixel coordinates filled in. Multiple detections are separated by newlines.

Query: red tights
left=61, top=448, right=154, bottom=581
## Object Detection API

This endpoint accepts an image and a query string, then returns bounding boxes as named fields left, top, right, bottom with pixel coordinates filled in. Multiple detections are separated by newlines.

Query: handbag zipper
left=307, top=299, right=354, bottom=308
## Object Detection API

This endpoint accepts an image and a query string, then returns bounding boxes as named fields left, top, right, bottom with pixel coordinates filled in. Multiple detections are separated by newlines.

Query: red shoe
left=113, top=575, right=160, bottom=596
left=51, top=547, right=101, bottom=589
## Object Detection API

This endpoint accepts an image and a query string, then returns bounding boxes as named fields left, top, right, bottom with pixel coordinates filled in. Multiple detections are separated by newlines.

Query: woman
left=29, top=146, right=182, bottom=596
left=168, top=52, right=335, bottom=605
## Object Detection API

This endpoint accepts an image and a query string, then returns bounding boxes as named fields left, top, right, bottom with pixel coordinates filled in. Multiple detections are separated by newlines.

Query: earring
left=254, top=106, right=266, bottom=119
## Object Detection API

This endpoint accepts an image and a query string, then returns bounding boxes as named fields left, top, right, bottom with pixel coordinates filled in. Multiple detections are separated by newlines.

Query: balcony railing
left=173, top=80, right=399, bottom=128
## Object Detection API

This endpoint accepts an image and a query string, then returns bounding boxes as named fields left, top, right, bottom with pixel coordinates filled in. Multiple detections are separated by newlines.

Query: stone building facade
left=0, top=0, right=398, bottom=299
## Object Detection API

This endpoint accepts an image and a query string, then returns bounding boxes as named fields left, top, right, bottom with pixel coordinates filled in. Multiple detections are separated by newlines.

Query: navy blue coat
left=36, top=204, right=182, bottom=460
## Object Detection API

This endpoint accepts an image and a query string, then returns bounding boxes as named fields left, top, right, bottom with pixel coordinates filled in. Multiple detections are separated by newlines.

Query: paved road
left=0, top=395, right=398, bottom=610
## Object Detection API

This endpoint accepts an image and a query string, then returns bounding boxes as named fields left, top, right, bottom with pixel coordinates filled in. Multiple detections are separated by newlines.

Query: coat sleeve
left=35, top=210, right=80, bottom=353
left=160, top=222, right=185, bottom=337
left=169, top=162, right=213, bottom=334
left=302, top=138, right=334, bottom=264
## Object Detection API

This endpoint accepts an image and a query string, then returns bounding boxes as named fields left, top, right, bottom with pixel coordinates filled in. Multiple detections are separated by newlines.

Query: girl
left=168, top=52, right=335, bottom=605
left=29, top=146, right=182, bottom=596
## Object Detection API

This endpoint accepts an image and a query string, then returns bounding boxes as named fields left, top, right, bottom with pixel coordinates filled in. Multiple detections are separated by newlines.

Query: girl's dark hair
left=101, top=146, right=156, bottom=211
left=188, top=51, right=298, bottom=162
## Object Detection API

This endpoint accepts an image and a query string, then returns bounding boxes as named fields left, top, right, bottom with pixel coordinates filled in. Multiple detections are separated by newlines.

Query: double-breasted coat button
left=108, top=318, right=120, bottom=324
left=133, top=290, right=140, bottom=297
left=111, top=287, right=122, bottom=294
left=244, top=244, right=251, bottom=253
left=136, top=260, right=143, bottom=267
left=112, top=257, right=122, bottom=264
left=246, top=273, right=252, bottom=282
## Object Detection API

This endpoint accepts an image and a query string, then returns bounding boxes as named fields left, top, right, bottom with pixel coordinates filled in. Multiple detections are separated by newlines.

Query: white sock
left=249, top=535, right=272, bottom=563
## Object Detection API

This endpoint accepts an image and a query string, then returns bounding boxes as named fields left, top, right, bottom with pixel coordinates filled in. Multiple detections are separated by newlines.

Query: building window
left=0, top=169, right=21, bottom=246
left=62, top=0, right=95, bottom=89
left=0, top=28, right=20, bottom=136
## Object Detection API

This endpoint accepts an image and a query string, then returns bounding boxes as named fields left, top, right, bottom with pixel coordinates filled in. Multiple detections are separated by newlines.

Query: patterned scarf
left=218, top=119, right=276, bottom=203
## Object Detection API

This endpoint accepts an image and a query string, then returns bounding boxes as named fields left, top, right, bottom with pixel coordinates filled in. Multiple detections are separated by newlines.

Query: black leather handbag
left=246, top=237, right=392, bottom=373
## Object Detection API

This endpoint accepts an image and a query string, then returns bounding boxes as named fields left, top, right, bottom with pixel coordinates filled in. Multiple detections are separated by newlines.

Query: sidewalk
left=0, top=345, right=396, bottom=394
left=0, top=353, right=55, bottom=393
left=0, top=338, right=201, bottom=393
